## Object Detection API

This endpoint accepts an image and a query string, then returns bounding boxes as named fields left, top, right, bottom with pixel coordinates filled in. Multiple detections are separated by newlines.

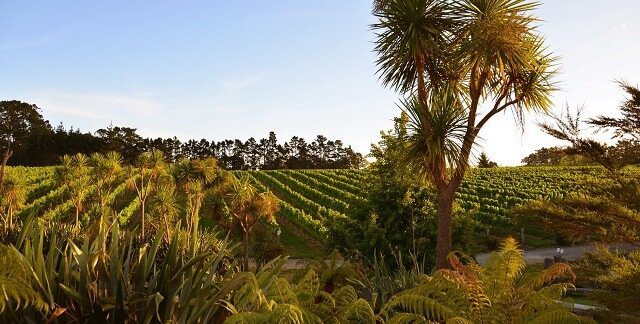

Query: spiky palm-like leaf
left=89, top=151, right=123, bottom=208
left=0, top=175, right=26, bottom=231
left=151, top=181, right=179, bottom=242
left=372, top=0, right=458, bottom=94
left=221, top=175, right=279, bottom=269
left=128, top=149, right=167, bottom=238
left=8, top=214, right=242, bottom=322
left=401, top=86, right=468, bottom=180
left=55, top=153, right=91, bottom=228
left=172, top=157, right=219, bottom=190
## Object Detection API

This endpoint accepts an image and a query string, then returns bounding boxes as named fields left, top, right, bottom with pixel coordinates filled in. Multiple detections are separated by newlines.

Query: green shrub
left=250, top=224, right=285, bottom=269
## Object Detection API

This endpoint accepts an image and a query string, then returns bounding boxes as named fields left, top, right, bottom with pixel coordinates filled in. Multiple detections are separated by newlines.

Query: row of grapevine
left=314, top=169, right=362, bottom=188
left=453, top=166, right=614, bottom=227
left=249, top=171, right=335, bottom=219
left=297, top=170, right=364, bottom=196
left=287, top=170, right=366, bottom=205
left=10, top=165, right=637, bottom=250
left=118, top=198, right=141, bottom=223
left=6, top=166, right=55, bottom=184
left=15, top=185, right=68, bottom=219
left=42, top=183, right=98, bottom=221
left=266, top=170, right=351, bottom=214
left=331, top=168, right=367, bottom=182
left=24, top=179, right=56, bottom=202
left=244, top=172, right=325, bottom=240
left=245, top=167, right=615, bottom=245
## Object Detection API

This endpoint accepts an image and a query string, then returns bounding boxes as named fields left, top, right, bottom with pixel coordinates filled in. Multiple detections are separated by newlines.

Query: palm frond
left=372, top=0, right=459, bottom=93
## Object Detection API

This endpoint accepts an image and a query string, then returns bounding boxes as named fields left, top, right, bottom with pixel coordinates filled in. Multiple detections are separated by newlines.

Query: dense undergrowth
left=0, top=154, right=594, bottom=323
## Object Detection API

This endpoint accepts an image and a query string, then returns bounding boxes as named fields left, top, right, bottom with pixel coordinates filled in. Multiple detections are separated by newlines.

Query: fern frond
left=269, top=277, right=299, bottom=305
left=225, top=311, right=266, bottom=323
left=332, top=285, right=358, bottom=305
left=446, top=317, right=474, bottom=324
left=534, top=283, right=575, bottom=300
left=267, top=303, right=320, bottom=324
left=336, top=298, right=375, bottom=323
left=529, top=309, right=597, bottom=324
left=427, top=272, right=488, bottom=313
left=381, top=293, right=456, bottom=321
left=293, top=269, right=320, bottom=304
left=386, top=312, right=428, bottom=323
left=313, top=291, right=336, bottom=308
left=525, top=263, right=575, bottom=290
left=496, top=238, right=526, bottom=279
left=0, top=245, right=48, bottom=313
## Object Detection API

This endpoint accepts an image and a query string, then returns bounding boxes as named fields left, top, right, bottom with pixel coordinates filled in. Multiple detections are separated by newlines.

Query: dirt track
left=257, top=243, right=637, bottom=270
left=475, top=243, right=637, bottom=265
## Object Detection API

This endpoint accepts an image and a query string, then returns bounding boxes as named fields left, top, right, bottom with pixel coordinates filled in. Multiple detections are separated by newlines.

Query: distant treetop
left=4, top=104, right=365, bottom=170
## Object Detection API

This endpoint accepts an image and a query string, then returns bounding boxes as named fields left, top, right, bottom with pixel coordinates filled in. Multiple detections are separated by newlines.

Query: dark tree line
left=2, top=101, right=365, bottom=170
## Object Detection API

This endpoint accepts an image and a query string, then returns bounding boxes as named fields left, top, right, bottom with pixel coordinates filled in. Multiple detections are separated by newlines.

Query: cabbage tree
left=373, top=0, right=557, bottom=268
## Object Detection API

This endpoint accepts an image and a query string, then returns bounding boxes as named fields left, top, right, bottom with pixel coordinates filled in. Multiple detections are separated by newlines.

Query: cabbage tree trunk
left=242, top=229, right=249, bottom=271
left=435, top=186, right=455, bottom=269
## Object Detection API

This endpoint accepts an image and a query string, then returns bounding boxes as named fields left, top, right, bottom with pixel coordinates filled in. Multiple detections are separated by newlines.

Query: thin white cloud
left=611, top=22, right=628, bottom=32
left=206, top=75, right=267, bottom=113
left=0, top=38, right=52, bottom=51
left=31, top=91, right=160, bottom=119
left=0, top=27, right=72, bottom=51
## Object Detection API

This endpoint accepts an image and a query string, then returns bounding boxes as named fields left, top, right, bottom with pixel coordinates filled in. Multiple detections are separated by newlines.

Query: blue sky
left=1, top=1, right=639, bottom=165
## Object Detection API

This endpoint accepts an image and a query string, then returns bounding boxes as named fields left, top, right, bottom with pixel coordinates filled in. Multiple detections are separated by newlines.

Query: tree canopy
left=0, top=101, right=50, bottom=198
left=477, top=152, right=498, bottom=168
left=4, top=112, right=364, bottom=170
